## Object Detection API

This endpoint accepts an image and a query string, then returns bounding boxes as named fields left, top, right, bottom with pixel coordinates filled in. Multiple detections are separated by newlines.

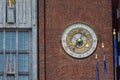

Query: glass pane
left=11, top=43, right=16, bottom=50
left=7, top=76, right=15, bottom=80
left=18, top=32, right=29, bottom=50
left=0, top=76, right=2, bottom=80
left=0, top=32, right=3, bottom=50
left=18, top=31, right=29, bottom=50
left=6, top=53, right=16, bottom=61
left=19, top=76, right=28, bottom=80
left=6, top=53, right=16, bottom=72
left=18, top=53, right=29, bottom=72
left=0, top=54, right=3, bottom=72
left=6, top=44, right=10, bottom=50
left=5, top=32, right=16, bottom=50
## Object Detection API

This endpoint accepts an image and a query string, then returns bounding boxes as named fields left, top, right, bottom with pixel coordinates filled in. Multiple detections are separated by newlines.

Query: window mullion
left=16, top=30, right=18, bottom=80
left=3, top=30, right=6, bottom=80
left=10, top=33, right=11, bottom=51
left=29, top=30, right=31, bottom=80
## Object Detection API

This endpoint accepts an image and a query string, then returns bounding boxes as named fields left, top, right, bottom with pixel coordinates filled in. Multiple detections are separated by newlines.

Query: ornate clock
left=61, top=22, right=98, bottom=58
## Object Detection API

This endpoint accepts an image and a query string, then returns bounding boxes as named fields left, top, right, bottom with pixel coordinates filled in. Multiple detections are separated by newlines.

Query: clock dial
left=61, top=23, right=98, bottom=58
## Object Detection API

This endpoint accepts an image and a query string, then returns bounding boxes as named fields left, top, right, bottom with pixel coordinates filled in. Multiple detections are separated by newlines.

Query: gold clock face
left=61, top=23, right=98, bottom=58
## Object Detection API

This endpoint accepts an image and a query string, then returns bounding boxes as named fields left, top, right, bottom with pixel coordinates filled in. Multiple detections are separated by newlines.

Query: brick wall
left=39, top=0, right=114, bottom=80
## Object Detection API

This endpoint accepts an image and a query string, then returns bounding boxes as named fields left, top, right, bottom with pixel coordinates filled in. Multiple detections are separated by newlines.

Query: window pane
left=0, top=32, right=3, bottom=50
left=6, top=53, right=16, bottom=72
left=7, top=76, right=15, bottom=80
left=0, top=76, right=2, bottom=80
left=19, top=76, right=28, bottom=80
left=18, top=53, right=29, bottom=72
left=0, top=54, right=3, bottom=72
left=18, top=32, right=29, bottom=50
left=5, top=32, right=16, bottom=50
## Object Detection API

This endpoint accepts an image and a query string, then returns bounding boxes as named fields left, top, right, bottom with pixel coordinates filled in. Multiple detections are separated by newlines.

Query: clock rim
left=61, top=22, right=98, bottom=59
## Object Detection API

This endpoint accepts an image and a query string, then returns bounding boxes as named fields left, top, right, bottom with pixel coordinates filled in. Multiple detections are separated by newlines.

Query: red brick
left=39, top=0, right=114, bottom=80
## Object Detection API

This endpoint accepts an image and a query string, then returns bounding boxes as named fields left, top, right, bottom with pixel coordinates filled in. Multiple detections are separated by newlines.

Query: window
left=18, top=53, right=29, bottom=72
left=0, top=0, right=37, bottom=79
left=0, top=30, right=31, bottom=80
left=5, top=31, right=16, bottom=50
left=19, top=76, right=28, bottom=80
left=18, top=32, right=29, bottom=50
left=7, top=76, right=15, bottom=80
left=6, top=52, right=15, bottom=73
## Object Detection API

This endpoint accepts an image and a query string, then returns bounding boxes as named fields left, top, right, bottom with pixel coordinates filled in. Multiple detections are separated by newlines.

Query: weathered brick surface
left=39, top=0, right=45, bottom=80
left=39, top=0, right=114, bottom=80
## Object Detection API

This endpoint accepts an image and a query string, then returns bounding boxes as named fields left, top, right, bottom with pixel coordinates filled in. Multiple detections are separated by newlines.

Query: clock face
left=61, top=23, right=98, bottom=58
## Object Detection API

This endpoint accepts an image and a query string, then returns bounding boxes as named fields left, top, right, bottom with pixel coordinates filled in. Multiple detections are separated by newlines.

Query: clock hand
left=80, top=34, right=83, bottom=39
left=77, top=34, right=83, bottom=42
left=68, top=43, right=74, bottom=47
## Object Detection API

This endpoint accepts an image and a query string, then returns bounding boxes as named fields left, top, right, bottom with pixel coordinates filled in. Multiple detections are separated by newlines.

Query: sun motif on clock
left=61, top=22, right=98, bottom=58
